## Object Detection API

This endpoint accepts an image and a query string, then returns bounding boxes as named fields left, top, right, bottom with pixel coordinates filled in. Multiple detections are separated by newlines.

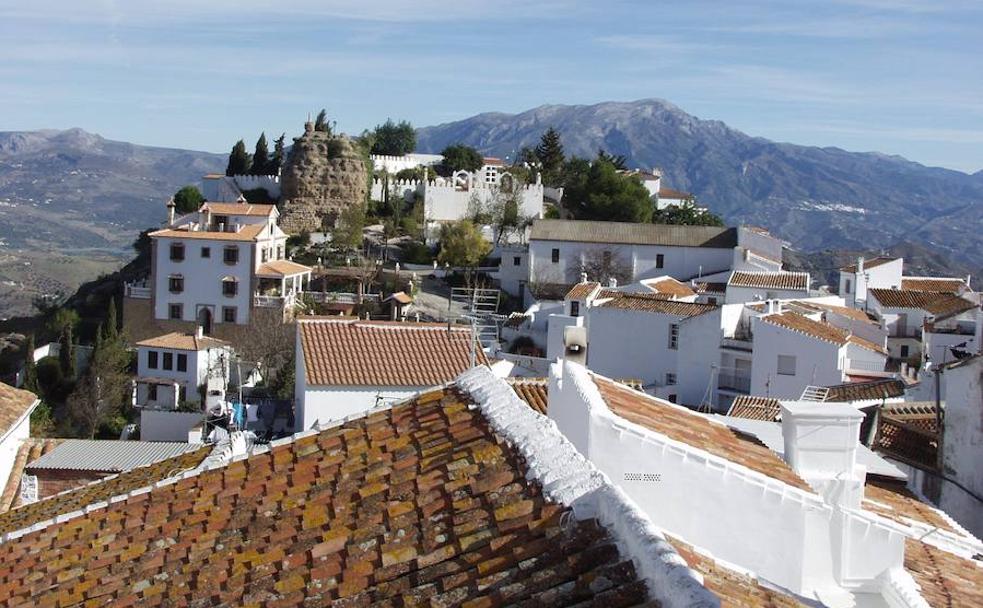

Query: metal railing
left=124, top=281, right=151, bottom=299
left=717, top=370, right=751, bottom=393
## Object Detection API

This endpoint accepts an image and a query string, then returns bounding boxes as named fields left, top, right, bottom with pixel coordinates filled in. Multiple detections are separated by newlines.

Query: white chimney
left=608, top=277, right=618, bottom=288
left=781, top=401, right=867, bottom=509
left=166, top=198, right=176, bottom=226
left=856, top=257, right=865, bottom=275
left=580, top=272, right=588, bottom=284
left=195, top=325, right=204, bottom=339
left=766, top=299, right=782, bottom=315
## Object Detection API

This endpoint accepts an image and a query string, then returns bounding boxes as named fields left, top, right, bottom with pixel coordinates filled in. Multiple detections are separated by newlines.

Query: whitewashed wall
left=940, top=358, right=983, bottom=538
left=298, top=386, right=420, bottom=430
left=0, top=409, right=33, bottom=496
left=725, top=285, right=809, bottom=304
left=140, top=410, right=203, bottom=442
left=153, top=238, right=254, bottom=325
left=750, top=318, right=845, bottom=398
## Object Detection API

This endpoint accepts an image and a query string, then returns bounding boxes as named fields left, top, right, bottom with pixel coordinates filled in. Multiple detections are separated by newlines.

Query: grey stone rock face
left=279, top=123, right=368, bottom=234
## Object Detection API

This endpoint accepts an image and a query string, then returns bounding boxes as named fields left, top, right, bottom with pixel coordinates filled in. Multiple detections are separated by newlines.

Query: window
left=148, top=350, right=159, bottom=369
left=148, top=384, right=158, bottom=401
left=168, top=275, right=184, bottom=293
left=844, top=278, right=852, bottom=293
left=900, top=345, right=910, bottom=358
left=777, top=355, right=797, bottom=376
left=223, top=306, right=237, bottom=323
left=222, top=278, right=238, bottom=297
left=513, top=256, right=521, bottom=266
left=261, top=248, right=268, bottom=263
left=201, top=246, right=211, bottom=258
left=668, top=394, right=678, bottom=404
left=277, top=245, right=284, bottom=260
left=668, top=324, right=679, bottom=349
left=551, top=248, right=560, bottom=263
left=666, top=372, right=677, bottom=386
left=170, top=243, right=184, bottom=261
left=177, top=353, right=188, bottom=372
left=570, top=301, right=580, bottom=317
left=168, top=304, right=182, bottom=320
left=224, top=246, right=239, bottom=265
left=656, top=254, right=664, bottom=269
left=707, top=297, right=718, bottom=306
left=602, top=250, right=612, bottom=266
left=163, top=352, right=174, bottom=371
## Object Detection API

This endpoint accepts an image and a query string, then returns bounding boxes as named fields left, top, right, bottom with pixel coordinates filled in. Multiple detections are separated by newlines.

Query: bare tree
left=577, top=247, right=633, bottom=286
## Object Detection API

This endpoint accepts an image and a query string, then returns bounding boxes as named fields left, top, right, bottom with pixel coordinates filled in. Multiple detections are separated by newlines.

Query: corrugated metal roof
left=530, top=219, right=737, bottom=248
left=26, top=440, right=206, bottom=473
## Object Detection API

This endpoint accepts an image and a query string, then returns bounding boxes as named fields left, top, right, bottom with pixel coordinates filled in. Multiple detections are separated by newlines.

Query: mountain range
left=0, top=128, right=224, bottom=318
left=417, top=99, right=983, bottom=278
left=1, top=99, right=981, bottom=317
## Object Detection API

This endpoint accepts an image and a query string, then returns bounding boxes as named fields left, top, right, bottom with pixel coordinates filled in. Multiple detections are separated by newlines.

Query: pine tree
left=535, top=127, right=565, bottom=186
left=249, top=133, right=269, bottom=175
left=104, top=298, right=119, bottom=342
left=267, top=134, right=285, bottom=175
left=59, top=325, right=75, bottom=379
left=225, top=140, right=252, bottom=176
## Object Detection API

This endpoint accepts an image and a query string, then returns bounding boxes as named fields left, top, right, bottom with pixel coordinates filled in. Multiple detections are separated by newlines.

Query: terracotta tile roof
left=565, top=281, right=600, bottom=300
left=531, top=219, right=738, bottom=248
left=791, top=300, right=876, bottom=324
left=728, top=271, right=809, bottom=291
left=505, top=378, right=548, bottom=414
left=0, top=382, right=38, bottom=439
left=0, top=439, right=61, bottom=512
left=871, top=415, right=938, bottom=470
left=385, top=291, right=413, bottom=305
left=596, top=292, right=718, bottom=318
left=824, top=378, right=905, bottom=402
left=201, top=202, right=276, bottom=216
left=761, top=312, right=887, bottom=354
left=880, top=401, right=938, bottom=432
left=657, top=186, right=692, bottom=199
left=255, top=259, right=313, bottom=277
left=726, top=395, right=782, bottom=421
left=863, top=479, right=958, bottom=536
left=149, top=223, right=267, bottom=242
left=298, top=319, right=487, bottom=387
left=903, top=538, right=983, bottom=608
left=901, top=278, right=967, bottom=293
left=648, top=277, right=696, bottom=298
left=0, top=389, right=655, bottom=607
left=693, top=281, right=727, bottom=294
left=868, top=289, right=977, bottom=316
left=667, top=536, right=809, bottom=607
left=592, top=377, right=811, bottom=490
left=0, top=445, right=211, bottom=536
left=503, top=312, right=529, bottom=329
left=840, top=256, right=897, bottom=273
left=134, top=332, right=229, bottom=351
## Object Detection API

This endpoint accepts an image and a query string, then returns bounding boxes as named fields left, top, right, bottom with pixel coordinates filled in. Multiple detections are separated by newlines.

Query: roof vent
left=563, top=325, right=588, bottom=366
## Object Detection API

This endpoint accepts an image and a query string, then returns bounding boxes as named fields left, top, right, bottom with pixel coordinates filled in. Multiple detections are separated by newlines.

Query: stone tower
left=278, top=121, right=368, bottom=234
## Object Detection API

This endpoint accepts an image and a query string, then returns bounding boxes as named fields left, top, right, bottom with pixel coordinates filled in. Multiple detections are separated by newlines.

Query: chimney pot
left=580, top=272, right=588, bottom=284
left=608, top=277, right=618, bottom=288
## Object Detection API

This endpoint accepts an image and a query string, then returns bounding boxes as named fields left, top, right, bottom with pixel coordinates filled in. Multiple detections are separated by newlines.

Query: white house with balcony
left=839, top=256, right=903, bottom=308
left=133, top=332, right=232, bottom=410
left=132, top=200, right=311, bottom=333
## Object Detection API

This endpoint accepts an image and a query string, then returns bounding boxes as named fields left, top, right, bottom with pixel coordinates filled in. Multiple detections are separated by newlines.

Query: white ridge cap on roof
left=455, top=366, right=719, bottom=608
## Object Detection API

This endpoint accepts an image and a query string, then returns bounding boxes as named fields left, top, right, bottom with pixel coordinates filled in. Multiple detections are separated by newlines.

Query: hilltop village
left=0, top=116, right=980, bottom=607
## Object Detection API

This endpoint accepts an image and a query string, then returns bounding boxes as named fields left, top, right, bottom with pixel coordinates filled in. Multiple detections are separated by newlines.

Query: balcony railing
left=718, top=370, right=751, bottom=393
left=843, top=358, right=886, bottom=373
left=124, top=280, right=151, bottom=299
left=720, top=336, right=753, bottom=351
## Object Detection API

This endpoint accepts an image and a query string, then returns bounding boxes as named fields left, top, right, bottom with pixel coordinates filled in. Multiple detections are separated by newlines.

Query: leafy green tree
left=268, top=133, right=286, bottom=175
left=249, top=132, right=270, bottom=175
left=226, top=139, right=252, bottom=176
left=173, top=185, right=204, bottom=214
left=59, top=325, right=76, bottom=380
left=438, top=144, right=483, bottom=176
left=437, top=220, right=492, bottom=286
left=564, top=159, right=652, bottom=223
left=652, top=201, right=725, bottom=226
left=535, top=127, right=565, bottom=186
left=331, top=204, right=366, bottom=254
left=371, top=119, right=416, bottom=156
left=314, top=109, right=331, bottom=133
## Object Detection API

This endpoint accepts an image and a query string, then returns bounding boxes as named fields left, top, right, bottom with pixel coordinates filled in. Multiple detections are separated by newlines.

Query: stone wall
left=279, top=122, right=368, bottom=234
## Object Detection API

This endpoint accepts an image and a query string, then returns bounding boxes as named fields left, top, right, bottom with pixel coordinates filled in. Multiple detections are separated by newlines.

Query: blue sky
left=1, top=1, right=981, bottom=172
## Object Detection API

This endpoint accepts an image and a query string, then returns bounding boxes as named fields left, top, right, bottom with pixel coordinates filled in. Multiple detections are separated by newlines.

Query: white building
left=867, top=288, right=978, bottom=363
left=547, top=359, right=983, bottom=606
left=0, top=382, right=40, bottom=499
left=136, top=200, right=312, bottom=332
left=839, top=256, right=903, bottom=308
left=294, top=318, right=485, bottom=429
left=937, top=355, right=983, bottom=538
left=368, top=152, right=443, bottom=175
left=133, top=332, right=233, bottom=410
left=200, top=174, right=281, bottom=201
left=526, top=219, right=782, bottom=287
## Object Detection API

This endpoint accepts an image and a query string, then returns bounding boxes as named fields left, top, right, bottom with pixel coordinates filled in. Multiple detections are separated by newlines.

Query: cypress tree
left=314, top=109, right=332, bottom=133
left=22, top=334, right=38, bottom=393
left=535, top=127, right=565, bottom=185
left=225, top=140, right=252, bottom=176
left=104, top=298, right=119, bottom=342
left=267, top=134, right=286, bottom=175
left=249, top=133, right=269, bottom=175
left=59, top=325, right=76, bottom=379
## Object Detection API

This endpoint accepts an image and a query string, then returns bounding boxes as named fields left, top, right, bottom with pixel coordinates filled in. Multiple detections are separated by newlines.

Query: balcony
left=720, top=336, right=753, bottom=352
left=718, top=369, right=751, bottom=393
left=124, top=280, right=151, bottom=299
left=843, top=358, right=886, bottom=373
